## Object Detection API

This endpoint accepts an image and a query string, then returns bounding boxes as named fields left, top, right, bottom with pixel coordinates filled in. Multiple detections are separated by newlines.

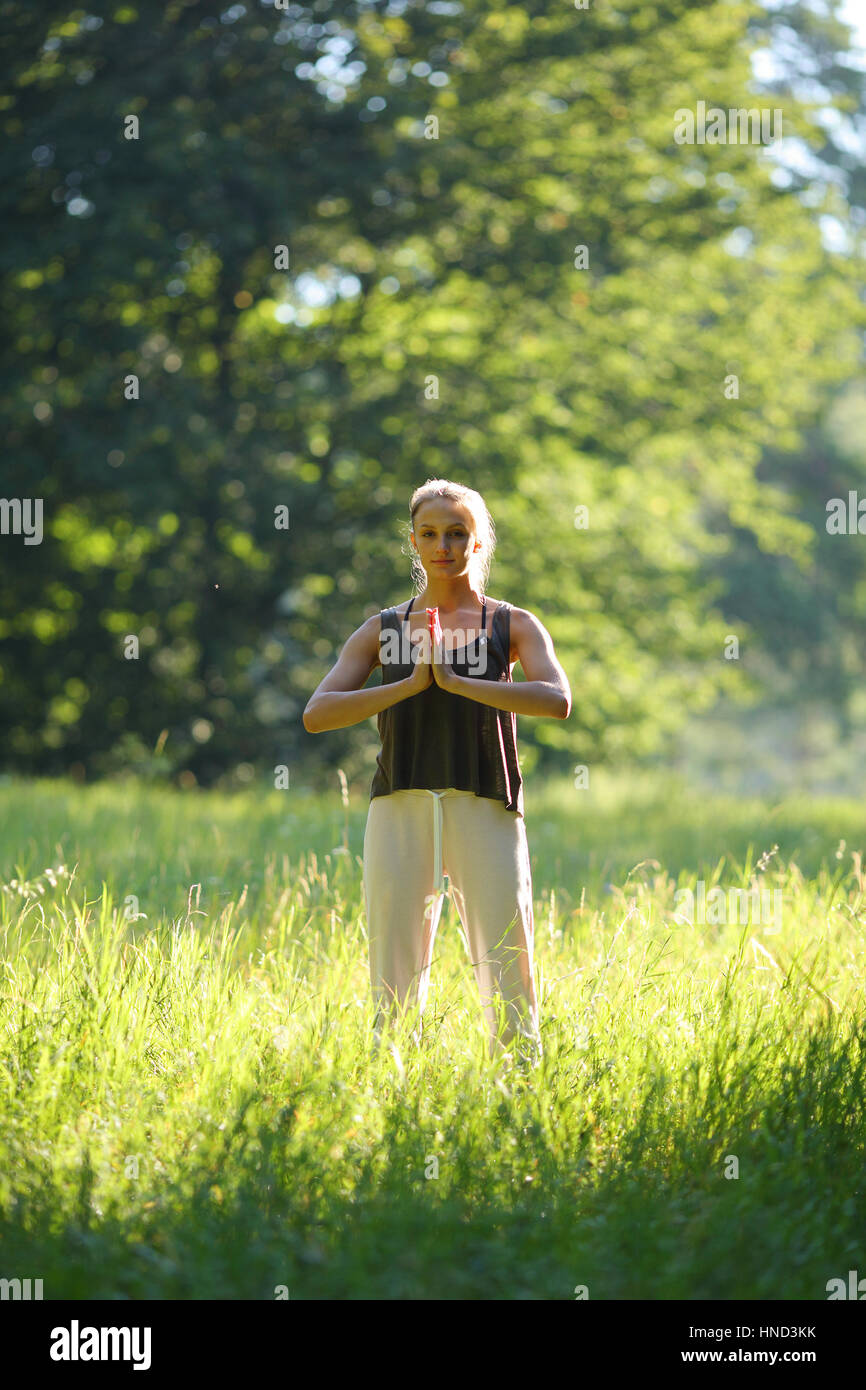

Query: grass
left=0, top=769, right=864, bottom=1299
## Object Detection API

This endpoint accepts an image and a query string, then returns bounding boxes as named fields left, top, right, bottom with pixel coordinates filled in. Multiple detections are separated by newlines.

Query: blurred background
left=2, top=0, right=865, bottom=797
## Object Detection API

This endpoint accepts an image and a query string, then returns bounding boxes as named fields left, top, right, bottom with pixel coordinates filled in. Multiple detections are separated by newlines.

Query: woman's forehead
left=413, top=498, right=474, bottom=527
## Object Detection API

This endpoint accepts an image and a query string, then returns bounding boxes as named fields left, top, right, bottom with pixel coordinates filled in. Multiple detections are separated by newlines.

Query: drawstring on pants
left=422, top=789, right=448, bottom=936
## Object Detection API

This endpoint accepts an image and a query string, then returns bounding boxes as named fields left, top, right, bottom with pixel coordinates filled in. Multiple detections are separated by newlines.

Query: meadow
left=0, top=770, right=864, bottom=1299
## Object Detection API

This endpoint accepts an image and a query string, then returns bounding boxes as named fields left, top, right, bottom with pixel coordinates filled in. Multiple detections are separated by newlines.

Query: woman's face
left=411, top=498, right=481, bottom=580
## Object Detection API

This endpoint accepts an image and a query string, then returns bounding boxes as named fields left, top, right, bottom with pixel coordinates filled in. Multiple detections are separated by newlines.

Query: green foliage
left=1, top=1, right=864, bottom=782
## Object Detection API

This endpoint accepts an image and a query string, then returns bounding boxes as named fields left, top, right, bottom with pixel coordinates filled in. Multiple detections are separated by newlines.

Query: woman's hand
left=407, top=635, right=433, bottom=693
left=431, top=628, right=458, bottom=691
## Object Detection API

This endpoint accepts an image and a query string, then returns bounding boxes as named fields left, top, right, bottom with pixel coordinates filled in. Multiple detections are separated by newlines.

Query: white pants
left=363, top=789, right=540, bottom=1054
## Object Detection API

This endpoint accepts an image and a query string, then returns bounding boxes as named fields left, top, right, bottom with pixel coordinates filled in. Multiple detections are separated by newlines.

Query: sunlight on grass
left=0, top=772, right=864, bottom=1298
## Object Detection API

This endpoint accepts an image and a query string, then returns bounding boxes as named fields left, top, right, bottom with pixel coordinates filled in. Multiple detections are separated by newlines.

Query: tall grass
left=0, top=772, right=864, bottom=1298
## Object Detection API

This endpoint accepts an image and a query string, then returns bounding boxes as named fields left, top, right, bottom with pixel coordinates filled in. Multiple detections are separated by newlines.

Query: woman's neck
left=415, top=577, right=483, bottom=614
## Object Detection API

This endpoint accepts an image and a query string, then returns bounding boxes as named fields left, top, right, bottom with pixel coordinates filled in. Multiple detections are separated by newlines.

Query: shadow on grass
left=3, top=1018, right=864, bottom=1301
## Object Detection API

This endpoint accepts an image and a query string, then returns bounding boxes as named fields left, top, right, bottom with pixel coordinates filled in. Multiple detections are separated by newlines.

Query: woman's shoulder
left=488, top=598, right=531, bottom=626
left=490, top=600, right=541, bottom=626
left=487, top=600, right=540, bottom=662
left=372, top=601, right=408, bottom=619
left=487, top=598, right=515, bottom=661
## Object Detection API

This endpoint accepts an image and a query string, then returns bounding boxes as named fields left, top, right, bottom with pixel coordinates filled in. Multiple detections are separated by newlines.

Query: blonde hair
left=406, top=478, right=496, bottom=596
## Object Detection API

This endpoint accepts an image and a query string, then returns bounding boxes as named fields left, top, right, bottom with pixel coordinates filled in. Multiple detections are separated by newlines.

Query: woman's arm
left=433, top=606, right=571, bottom=718
left=303, top=614, right=431, bottom=732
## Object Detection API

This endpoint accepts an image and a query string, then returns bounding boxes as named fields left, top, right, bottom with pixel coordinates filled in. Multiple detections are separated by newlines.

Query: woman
left=303, top=479, right=571, bottom=1064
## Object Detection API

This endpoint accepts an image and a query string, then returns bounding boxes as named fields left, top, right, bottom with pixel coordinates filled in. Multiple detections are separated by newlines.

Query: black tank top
left=369, top=597, right=524, bottom=815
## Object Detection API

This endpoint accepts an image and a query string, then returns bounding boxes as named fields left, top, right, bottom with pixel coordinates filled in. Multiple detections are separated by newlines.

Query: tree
left=1, top=1, right=862, bottom=785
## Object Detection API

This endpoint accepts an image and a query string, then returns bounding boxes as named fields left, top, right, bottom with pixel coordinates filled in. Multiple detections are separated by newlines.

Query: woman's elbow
left=556, top=691, right=571, bottom=719
left=303, top=704, right=321, bottom=733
